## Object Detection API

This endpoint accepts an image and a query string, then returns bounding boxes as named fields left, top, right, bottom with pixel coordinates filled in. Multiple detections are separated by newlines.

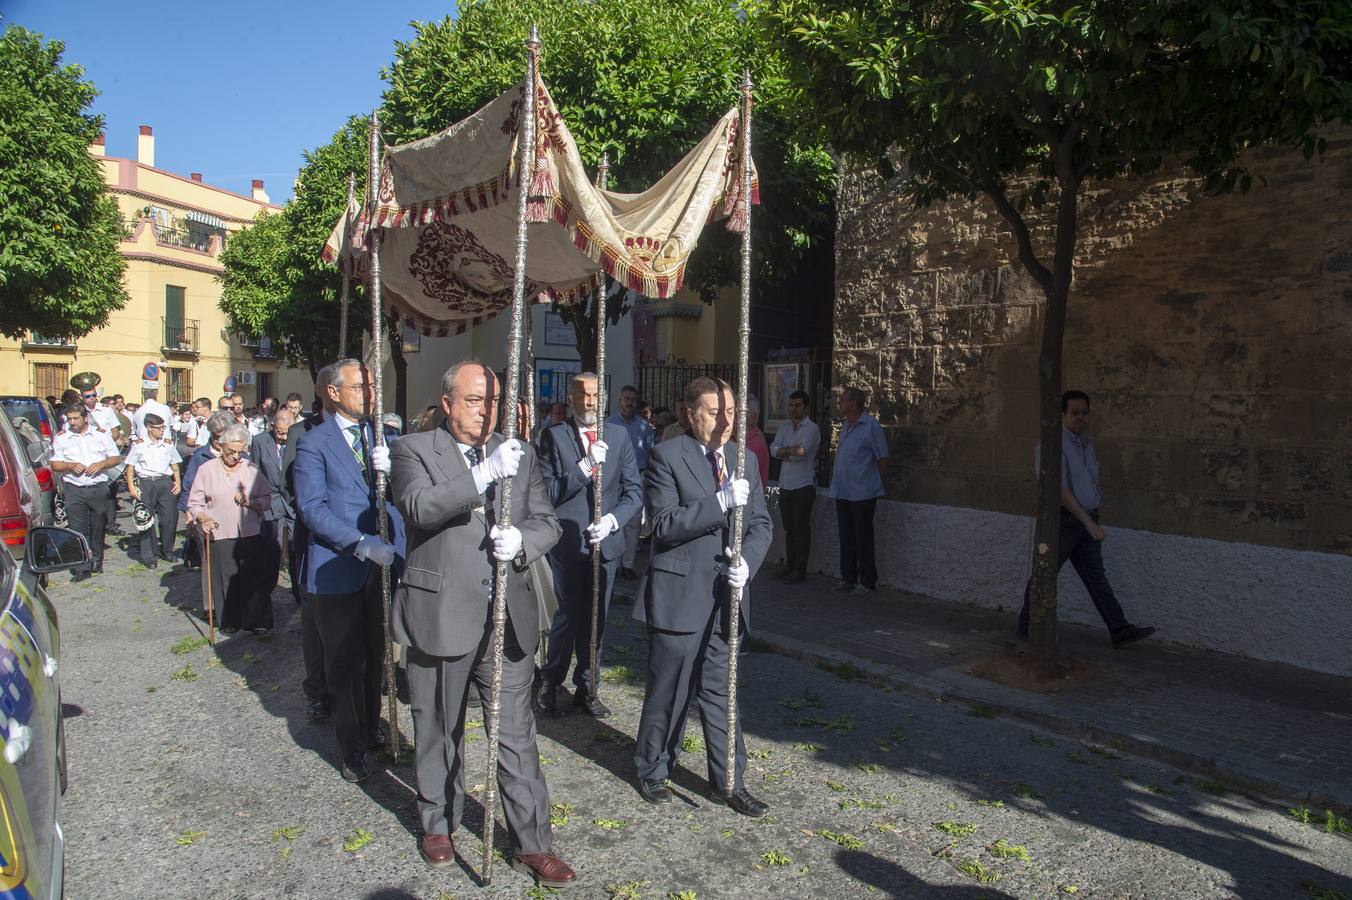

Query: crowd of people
left=44, top=359, right=1155, bottom=889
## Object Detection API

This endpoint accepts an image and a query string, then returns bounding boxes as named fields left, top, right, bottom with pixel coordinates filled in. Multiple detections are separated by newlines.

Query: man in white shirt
left=78, top=387, right=122, bottom=439
left=124, top=412, right=183, bottom=568
left=132, top=391, right=175, bottom=443
left=769, top=390, right=821, bottom=583
left=51, top=403, right=122, bottom=581
left=185, top=397, right=213, bottom=449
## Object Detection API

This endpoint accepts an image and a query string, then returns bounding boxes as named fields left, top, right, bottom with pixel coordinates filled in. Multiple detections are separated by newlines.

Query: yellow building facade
left=0, top=126, right=310, bottom=409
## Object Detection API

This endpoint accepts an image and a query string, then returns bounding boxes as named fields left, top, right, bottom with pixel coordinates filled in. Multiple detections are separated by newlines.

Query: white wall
left=769, top=493, right=1352, bottom=677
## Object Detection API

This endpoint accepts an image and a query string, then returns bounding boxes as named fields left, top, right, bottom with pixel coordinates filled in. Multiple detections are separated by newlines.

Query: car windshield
left=0, top=399, right=43, bottom=437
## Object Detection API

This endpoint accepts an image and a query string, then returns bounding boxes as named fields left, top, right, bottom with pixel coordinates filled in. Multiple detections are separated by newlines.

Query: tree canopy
left=763, top=0, right=1352, bottom=664
left=218, top=116, right=371, bottom=377
left=0, top=25, right=127, bottom=340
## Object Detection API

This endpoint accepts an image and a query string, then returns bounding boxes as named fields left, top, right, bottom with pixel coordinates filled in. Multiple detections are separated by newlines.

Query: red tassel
left=726, top=199, right=749, bottom=233
left=529, top=155, right=553, bottom=198
left=526, top=198, right=549, bottom=223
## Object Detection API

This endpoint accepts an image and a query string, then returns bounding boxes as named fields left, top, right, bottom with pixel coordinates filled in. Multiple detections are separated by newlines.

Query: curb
left=751, top=628, right=1352, bottom=817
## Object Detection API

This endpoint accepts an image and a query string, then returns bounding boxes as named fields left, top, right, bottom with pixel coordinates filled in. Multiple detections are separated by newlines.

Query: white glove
left=355, top=534, right=397, bottom=566
left=479, top=439, right=523, bottom=483
left=370, top=444, right=391, bottom=475
left=725, top=546, right=750, bottom=589
left=490, top=524, right=524, bottom=562
left=586, top=439, right=608, bottom=467
left=716, top=478, right=751, bottom=513
left=585, top=513, right=619, bottom=545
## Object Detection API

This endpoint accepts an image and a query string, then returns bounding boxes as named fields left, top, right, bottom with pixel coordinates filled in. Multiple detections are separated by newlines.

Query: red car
left=0, top=409, right=52, bottom=561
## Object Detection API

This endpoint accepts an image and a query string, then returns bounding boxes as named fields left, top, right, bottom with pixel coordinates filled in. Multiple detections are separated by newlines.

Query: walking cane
left=480, top=25, right=540, bottom=886
left=202, top=528, right=216, bottom=646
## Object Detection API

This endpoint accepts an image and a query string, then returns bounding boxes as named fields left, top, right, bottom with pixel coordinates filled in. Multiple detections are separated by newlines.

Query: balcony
left=154, top=223, right=215, bottom=254
left=22, top=333, right=76, bottom=350
left=162, top=318, right=200, bottom=356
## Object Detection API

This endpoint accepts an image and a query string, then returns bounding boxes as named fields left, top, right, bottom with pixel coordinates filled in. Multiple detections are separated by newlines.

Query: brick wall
left=834, top=134, right=1352, bottom=555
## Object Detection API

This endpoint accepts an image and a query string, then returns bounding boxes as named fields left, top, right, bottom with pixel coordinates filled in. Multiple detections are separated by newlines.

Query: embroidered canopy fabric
left=323, top=77, right=757, bottom=335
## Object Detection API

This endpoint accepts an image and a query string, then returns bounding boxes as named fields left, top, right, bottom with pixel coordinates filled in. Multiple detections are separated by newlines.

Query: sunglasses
left=81, top=393, right=97, bottom=399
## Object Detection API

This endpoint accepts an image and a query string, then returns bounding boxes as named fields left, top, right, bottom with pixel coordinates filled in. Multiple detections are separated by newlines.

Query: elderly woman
left=187, top=423, right=273, bottom=636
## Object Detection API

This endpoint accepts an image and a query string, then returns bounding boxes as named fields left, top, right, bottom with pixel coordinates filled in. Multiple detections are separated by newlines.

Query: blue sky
left=5, top=0, right=454, bottom=202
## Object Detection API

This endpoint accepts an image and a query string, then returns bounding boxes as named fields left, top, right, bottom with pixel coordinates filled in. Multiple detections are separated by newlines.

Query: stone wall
left=834, top=135, right=1352, bottom=555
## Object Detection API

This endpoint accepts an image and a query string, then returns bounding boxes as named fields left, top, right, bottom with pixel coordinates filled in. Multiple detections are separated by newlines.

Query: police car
left=0, top=527, right=88, bottom=898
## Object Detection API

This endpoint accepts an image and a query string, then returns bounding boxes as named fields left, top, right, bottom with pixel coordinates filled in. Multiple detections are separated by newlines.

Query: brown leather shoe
left=420, top=833, right=454, bottom=868
left=510, top=851, right=577, bottom=888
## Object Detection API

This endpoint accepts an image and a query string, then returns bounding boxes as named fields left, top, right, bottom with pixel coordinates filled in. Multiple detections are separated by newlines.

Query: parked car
left=0, top=399, right=58, bottom=447
left=0, top=525, right=86, bottom=899
left=0, top=400, right=57, bottom=533
left=0, top=412, right=53, bottom=562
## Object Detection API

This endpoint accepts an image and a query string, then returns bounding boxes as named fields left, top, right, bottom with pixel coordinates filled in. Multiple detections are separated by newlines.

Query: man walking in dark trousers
left=1019, top=391, right=1156, bottom=647
left=633, top=377, right=773, bottom=815
left=536, top=372, right=643, bottom=718
left=284, top=398, right=329, bottom=722
left=252, top=407, right=296, bottom=600
left=50, top=404, right=121, bottom=581
left=829, top=387, right=888, bottom=595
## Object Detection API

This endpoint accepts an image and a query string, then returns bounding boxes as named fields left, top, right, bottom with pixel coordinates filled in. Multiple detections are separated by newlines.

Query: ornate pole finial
left=598, top=151, right=610, bottom=183
left=527, top=22, right=542, bottom=50
left=742, top=68, right=753, bottom=92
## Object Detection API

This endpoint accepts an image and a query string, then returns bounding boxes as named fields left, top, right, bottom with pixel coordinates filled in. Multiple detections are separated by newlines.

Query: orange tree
left=763, top=0, right=1352, bottom=667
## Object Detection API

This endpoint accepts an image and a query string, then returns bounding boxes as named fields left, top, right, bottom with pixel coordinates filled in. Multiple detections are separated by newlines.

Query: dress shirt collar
left=333, top=410, right=361, bottom=432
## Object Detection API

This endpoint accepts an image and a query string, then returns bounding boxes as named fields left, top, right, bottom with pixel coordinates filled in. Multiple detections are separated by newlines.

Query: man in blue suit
left=293, top=358, right=406, bottom=783
left=536, top=373, right=643, bottom=718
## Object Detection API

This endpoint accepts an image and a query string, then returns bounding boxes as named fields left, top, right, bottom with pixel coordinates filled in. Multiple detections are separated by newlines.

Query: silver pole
left=725, top=70, right=753, bottom=801
left=588, top=152, right=609, bottom=704
left=338, top=172, right=355, bottom=353
left=481, top=24, right=539, bottom=885
left=367, top=113, right=399, bottom=767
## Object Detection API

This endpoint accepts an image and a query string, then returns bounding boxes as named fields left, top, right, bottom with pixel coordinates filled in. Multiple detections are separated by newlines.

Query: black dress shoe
left=341, top=753, right=371, bottom=783
left=160, top=552, right=176, bottom=563
left=70, top=571, right=91, bottom=584
left=573, top=690, right=612, bottom=719
left=1111, top=624, right=1157, bottom=647
left=638, top=779, right=672, bottom=804
left=92, top=563, right=103, bottom=574
left=144, top=558, right=158, bottom=570
left=306, top=701, right=331, bottom=722
left=537, top=682, right=560, bottom=715
left=710, top=787, right=769, bottom=817
left=368, top=721, right=390, bottom=749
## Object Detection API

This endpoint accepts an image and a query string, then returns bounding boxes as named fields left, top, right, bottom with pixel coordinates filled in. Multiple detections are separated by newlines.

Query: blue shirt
left=829, top=413, right=888, bottom=501
left=606, top=412, right=655, bottom=472
left=1036, top=427, right=1101, bottom=513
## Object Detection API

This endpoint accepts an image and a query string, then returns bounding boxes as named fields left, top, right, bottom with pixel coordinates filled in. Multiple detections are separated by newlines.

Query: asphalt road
left=55, top=538, right=1352, bottom=899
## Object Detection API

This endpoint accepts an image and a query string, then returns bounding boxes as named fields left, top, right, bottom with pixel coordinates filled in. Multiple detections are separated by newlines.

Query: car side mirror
left=25, top=527, right=91, bottom=575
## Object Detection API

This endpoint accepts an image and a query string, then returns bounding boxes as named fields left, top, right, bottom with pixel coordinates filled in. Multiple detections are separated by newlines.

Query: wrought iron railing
left=162, top=318, right=200, bottom=353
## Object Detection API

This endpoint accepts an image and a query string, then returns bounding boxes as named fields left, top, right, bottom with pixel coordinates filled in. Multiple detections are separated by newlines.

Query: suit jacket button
left=482, top=578, right=490, bottom=586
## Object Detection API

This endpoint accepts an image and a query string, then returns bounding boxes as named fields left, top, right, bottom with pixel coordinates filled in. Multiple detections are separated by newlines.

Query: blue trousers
left=1020, top=510, right=1129, bottom=635
left=541, top=552, right=616, bottom=693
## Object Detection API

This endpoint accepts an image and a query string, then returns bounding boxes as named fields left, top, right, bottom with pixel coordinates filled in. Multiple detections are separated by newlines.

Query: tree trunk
left=1026, top=163, right=1082, bottom=674
left=572, top=291, right=598, bottom=373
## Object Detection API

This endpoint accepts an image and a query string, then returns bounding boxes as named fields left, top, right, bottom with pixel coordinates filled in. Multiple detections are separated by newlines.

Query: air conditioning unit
left=235, top=371, right=256, bottom=385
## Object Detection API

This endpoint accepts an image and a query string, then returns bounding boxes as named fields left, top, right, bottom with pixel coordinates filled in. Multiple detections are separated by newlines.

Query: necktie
left=346, top=424, right=365, bottom=467
left=466, top=447, right=495, bottom=505
left=706, top=449, right=724, bottom=488
left=585, top=429, right=597, bottom=445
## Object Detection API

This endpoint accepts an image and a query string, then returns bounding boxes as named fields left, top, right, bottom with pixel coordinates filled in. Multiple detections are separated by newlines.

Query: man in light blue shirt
left=606, top=385, right=655, bottom=578
left=1018, top=390, right=1155, bottom=647
left=829, top=387, right=889, bottom=594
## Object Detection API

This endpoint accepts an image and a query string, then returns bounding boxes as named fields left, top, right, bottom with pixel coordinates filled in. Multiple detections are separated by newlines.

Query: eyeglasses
left=338, top=383, right=372, bottom=393
left=81, top=393, right=97, bottom=399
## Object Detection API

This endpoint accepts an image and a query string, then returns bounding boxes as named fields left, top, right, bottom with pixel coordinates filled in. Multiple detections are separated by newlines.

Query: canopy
left=324, top=77, right=758, bottom=336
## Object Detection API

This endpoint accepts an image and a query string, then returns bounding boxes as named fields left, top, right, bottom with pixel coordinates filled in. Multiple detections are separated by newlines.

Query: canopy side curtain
left=323, top=76, right=759, bottom=326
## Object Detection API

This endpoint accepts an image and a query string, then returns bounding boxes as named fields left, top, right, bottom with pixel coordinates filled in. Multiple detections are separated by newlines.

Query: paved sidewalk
left=616, top=561, right=1352, bottom=814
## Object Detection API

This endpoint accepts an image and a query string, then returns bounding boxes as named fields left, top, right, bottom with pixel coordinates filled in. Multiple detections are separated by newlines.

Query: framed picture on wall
left=544, top=311, right=575, bottom=347
left=763, top=363, right=800, bottom=433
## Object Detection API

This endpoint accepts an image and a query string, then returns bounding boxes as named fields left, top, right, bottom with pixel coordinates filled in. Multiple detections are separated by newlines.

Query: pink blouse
left=186, top=457, right=271, bottom=540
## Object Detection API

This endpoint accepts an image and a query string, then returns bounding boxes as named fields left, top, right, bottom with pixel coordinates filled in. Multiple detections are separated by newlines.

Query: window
left=165, top=367, right=193, bottom=404
left=166, top=285, right=185, bottom=327
left=32, top=363, right=69, bottom=401
left=255, top=372, right=272, bottom=404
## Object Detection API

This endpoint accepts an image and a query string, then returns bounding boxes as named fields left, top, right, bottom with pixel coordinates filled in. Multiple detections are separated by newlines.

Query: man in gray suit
left=537, top=372, right=643, bottom=718
left=633, top=376, right=773, bottom=815
left=390, top=360, right=574, bottom=888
